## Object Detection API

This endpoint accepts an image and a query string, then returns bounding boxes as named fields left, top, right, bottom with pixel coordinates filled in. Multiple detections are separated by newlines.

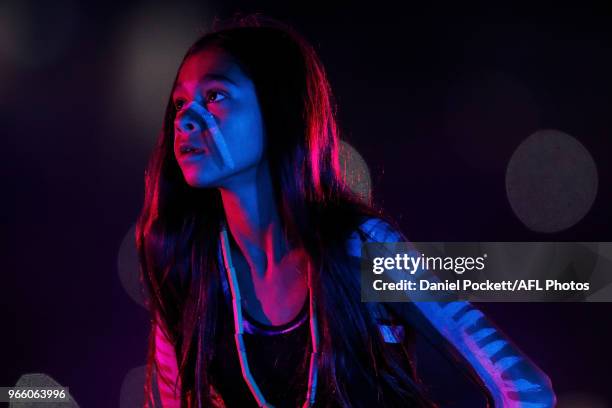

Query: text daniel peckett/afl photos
left=370, top=253, right=591, bottom=293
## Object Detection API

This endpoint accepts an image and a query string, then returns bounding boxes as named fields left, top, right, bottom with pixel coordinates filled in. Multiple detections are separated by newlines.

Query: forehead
left=176, top=47, right=246, bottom=87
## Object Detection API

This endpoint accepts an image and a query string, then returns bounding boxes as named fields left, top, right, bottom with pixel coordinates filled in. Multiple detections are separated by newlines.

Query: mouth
left=178, top=144, right=208, bottom=156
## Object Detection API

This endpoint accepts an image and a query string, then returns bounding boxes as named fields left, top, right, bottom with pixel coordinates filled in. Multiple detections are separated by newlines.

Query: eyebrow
left=201, top=73, right=237, bottom=86
left=172, top=72, right=237, bottom=98
left=175, top=73, right=237, bottom=90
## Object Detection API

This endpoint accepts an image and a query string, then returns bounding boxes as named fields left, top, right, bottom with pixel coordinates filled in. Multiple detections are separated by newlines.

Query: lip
left=178, top=143, right=208, bottom=157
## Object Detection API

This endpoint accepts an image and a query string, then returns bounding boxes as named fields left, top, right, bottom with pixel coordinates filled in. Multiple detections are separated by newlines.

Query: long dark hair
left=137, top=15, right=436, bottom=407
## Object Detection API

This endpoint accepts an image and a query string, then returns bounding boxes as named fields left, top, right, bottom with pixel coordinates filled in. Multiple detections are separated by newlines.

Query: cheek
left=172, top=140, right=179, bottom=160
left=221, top=109, right=266, bottom=164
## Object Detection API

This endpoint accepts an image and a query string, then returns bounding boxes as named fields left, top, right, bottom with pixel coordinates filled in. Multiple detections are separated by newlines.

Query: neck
left=219, top=162, right=287, bottom=278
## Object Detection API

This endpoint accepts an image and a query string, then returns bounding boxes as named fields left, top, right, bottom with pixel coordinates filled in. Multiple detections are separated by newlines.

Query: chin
left=181, top=164, right=249, bottom=190
left=183, top=173, right=220, bottom=189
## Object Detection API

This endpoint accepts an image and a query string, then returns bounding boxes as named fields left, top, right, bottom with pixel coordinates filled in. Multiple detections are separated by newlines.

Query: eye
left=174, top=98, right=186, bottom=111
left=205, top=90, right=226, bottom=104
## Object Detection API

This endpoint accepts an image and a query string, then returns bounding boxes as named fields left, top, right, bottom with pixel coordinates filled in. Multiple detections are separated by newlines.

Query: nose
left=175, top=102, right=205, bottom=135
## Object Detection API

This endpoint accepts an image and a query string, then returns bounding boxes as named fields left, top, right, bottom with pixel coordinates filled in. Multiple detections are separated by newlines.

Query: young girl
left=137, top=15, right=555, bottom=408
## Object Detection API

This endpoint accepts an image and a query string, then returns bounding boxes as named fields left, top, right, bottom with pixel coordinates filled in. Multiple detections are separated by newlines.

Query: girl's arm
left=350, top=218, right=557, bottom=408
left=144, top=318, right=182, bottom=408
left=393, top=297, right=556, bottom=408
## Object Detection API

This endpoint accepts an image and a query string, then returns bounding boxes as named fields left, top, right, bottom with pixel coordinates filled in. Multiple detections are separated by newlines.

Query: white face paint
left=175, top=100, right=235, bottom=170
left=172, top=47, right=265, bottom=188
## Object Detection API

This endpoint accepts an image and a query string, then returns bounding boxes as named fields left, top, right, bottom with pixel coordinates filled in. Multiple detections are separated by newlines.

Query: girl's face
left=172, top=47, right=266, bottom=188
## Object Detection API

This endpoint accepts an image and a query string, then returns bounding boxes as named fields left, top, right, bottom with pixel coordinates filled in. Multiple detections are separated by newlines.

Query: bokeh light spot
left=339, top=140, right=372, bottom=203
left=118, top=224, right=148, bottom=308
left=506, top=129, right=598, bottom=233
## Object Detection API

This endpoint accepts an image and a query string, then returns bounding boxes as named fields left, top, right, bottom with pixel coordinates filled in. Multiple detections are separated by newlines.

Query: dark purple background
left=2, top=1, right=611, bottom=407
